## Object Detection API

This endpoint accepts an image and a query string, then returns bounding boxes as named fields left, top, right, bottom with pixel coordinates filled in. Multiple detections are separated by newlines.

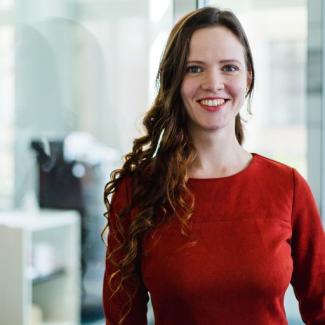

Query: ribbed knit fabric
left=103, top=153, right=325, bottom=325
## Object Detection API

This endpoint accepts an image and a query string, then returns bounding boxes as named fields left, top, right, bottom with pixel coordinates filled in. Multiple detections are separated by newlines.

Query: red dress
left=103, top=153, right=325, bottom=324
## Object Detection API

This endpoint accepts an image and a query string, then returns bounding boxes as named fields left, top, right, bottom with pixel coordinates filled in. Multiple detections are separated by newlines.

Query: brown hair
left=103, top=6, right=255, bottom=324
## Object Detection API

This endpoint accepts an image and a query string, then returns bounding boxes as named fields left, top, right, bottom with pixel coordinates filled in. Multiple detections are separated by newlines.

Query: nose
left=201, top=69, right=224, bottom=92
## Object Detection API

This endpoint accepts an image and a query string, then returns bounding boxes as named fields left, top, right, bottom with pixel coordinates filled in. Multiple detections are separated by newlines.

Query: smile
left=200, top=98, right=225, bottom=106
left=198, top=98, right=230, bottom=112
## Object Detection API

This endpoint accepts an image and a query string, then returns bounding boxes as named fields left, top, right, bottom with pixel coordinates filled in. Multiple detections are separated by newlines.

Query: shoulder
left=110, top=174, right=134, bottom=212
left=253, top=152, right=314, bottom=196
left=253, top=153, right=295, bottom=181
left=254, top=153, right=292, bottom=173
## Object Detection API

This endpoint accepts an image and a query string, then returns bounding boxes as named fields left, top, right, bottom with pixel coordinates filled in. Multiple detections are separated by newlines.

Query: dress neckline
left=188, top=152, right=258, bottom=182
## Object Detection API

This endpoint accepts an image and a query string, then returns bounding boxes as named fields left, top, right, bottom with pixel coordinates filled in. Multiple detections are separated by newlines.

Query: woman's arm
left=290, top=168, right=325, bottom=324
left=103, top=177, right=149, bottom=325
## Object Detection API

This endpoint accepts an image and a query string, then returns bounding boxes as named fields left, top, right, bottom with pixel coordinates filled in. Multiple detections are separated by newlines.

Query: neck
left=187, top=125, right=250, bottom=178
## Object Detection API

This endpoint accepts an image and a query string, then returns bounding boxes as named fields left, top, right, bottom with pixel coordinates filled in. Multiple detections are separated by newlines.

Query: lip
left=197, top=96, right=229, bottom=101
left=197, top=97, right=230, bottom=112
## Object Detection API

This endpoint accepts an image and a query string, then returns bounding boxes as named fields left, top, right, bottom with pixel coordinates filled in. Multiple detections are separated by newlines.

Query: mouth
left=197, top=98, right=230, bottom=112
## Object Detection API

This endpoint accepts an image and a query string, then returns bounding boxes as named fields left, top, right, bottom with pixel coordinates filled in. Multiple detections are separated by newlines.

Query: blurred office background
left=0, top=0, right=324, bottom=324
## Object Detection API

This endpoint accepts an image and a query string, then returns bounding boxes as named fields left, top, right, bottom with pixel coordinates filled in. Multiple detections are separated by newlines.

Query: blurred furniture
left=31, top=139, right=113, bottom=320
left=0, top=209, right=80, bottom=325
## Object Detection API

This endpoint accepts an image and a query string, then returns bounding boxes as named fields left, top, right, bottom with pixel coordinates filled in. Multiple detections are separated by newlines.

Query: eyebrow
left=187, top=59, right=243, bottom=65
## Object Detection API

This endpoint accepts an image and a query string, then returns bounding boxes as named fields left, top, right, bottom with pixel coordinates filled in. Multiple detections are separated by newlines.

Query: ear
left=246, top=70, right=253, bottom=90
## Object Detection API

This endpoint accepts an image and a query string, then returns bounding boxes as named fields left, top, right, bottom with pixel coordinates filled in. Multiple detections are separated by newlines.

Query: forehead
left=188, top=26, right=246, bottom=62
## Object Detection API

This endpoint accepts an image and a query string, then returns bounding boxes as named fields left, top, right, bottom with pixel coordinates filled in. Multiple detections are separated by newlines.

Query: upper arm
left=290, top=168, right=325, bottom=324
left=103, top=177, right=149, bottom=325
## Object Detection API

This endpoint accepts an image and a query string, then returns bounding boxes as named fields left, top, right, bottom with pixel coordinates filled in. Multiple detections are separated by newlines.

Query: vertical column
left=307, top=0, right=323, bottom=217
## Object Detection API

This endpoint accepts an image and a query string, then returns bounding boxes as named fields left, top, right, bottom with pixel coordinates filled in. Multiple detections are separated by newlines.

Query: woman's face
left=180, top=26, right=251, bottom=135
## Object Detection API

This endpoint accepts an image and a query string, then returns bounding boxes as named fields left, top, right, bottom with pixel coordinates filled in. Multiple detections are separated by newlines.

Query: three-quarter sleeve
left=290, top=168, right=325, bottom=324
left=103, top=177, right=149, bottom=325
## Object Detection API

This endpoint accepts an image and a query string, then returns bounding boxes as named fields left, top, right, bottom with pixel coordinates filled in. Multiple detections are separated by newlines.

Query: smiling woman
left=181, top=26, right=251, bottom=137
left=180, top=24, right=254, bottom=179
left=102, top=6, right=325, bottom=325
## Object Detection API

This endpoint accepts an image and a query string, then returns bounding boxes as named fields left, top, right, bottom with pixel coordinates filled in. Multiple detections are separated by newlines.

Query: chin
left=199, top=124, right=226, bottom=132
left=188, top=117, right=234, bottom=134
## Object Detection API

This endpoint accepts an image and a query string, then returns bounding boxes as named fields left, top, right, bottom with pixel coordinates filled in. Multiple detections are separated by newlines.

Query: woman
left=103, top=6, right=325, bottom=325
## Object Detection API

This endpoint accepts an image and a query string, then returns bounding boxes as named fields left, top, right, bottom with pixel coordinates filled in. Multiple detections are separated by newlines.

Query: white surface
left=0, top=209, right=78, bottom=230
left=0, top=209, right=81, bottom=325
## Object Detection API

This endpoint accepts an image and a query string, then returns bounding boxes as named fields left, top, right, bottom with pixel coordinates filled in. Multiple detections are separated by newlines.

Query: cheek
left=181, top=78, right=196, bottom=102
left=229, top=80, right=247, bottom=99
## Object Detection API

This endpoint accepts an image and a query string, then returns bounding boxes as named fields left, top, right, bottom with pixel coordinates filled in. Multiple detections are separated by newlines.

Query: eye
left=186, top=65, right=203, bottom=74
left=222, top=64, right=239, bottom=72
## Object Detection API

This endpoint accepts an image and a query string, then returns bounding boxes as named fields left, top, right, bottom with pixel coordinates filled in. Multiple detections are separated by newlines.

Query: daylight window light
left=149, top=32, right=168, bottom=102
left=149, top=0, right=171, bottom=22
left=0, top=0, right=14, bottom=10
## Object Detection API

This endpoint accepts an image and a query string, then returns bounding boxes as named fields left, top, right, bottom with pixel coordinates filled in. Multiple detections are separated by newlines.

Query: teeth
left=200, top=98, right=226, bottom=106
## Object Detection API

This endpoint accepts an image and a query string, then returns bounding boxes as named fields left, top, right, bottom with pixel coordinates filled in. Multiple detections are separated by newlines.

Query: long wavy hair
left=103, top=6, right=255, bottom=324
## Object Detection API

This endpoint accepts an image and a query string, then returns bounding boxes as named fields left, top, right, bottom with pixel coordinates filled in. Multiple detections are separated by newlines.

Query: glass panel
left=1, top=1, right=173, bottom=323
left=0, top=26, right=15, bottom=209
